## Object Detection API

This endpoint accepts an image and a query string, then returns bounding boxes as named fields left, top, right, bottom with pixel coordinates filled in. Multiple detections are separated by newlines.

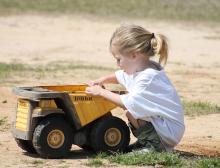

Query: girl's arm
left=88, top=73, right=118, bottom=86
left=85, top=85, right=125, bottom=109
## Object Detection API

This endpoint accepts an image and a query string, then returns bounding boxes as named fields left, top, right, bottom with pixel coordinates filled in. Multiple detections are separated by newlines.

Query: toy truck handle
left=13, top=87, right=65, bottom=100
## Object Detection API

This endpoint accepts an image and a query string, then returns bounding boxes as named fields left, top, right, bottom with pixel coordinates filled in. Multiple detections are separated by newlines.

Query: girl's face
left=112, top=49, right=137, bottom=75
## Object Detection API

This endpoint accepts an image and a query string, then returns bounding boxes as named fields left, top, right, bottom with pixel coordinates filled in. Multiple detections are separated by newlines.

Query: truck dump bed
left=13, top=85, right=124, bottom=128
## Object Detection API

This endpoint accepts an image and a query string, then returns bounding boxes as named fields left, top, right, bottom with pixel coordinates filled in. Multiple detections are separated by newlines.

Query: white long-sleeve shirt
left=115, top=68, right=185, bottom=151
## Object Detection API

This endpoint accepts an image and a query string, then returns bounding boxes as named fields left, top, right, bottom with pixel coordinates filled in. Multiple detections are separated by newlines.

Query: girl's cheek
left=119, top=62, right=123, bottom=68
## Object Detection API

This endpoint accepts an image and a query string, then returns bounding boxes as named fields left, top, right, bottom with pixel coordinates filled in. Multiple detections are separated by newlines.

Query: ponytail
left=151, top=34, right=168, bottom=66
left=110, top=24, right=169, bottom=66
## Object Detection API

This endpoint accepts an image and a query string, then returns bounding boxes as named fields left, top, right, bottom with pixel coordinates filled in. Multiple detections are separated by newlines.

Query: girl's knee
left=125, top=112, right=139, bottom=129
left=126, top=111, right=133, bottom=119
left=125, top=111, right=130, bottom=118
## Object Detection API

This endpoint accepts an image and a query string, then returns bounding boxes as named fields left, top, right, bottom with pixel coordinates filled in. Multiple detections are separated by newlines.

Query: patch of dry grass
left=0, top=0, right=219, bottom=22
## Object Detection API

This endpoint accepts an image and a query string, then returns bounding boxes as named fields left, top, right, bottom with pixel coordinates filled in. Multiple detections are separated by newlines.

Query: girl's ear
left=130, top=52, right=137, bottom=59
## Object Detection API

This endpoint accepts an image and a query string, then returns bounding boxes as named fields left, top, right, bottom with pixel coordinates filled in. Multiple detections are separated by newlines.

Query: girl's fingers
left=85, top=86, right=102, bottom=96
left=86, top=81, right=95, bottom=86
left=85, top=87, right=91, bottom=93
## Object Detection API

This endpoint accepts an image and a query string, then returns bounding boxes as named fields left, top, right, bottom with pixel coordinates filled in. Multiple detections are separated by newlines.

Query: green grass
left=31, top=160, right=44, bottom=165
left=0, top=61, right=116, bottom=86
left=0, top=62, right=28, bottom=76
left=0, top=62, right=31, bottom=79
left=0, top=62, right=114, bottom=72
left=183, top=101, right=220, bottom=117
left=0, top=0, right=220, bottom=22
left=85, top=159, right=104, bottom=167
left=108, top=151, right=183, bottom=166
left=198, top=158, right=220, bottom=168
left=0, top=116, right=7, bottom=126
left=0, top=62, right=27, bottom=71
left=21, top=159, right=45, bottom=166
left=91, top=151, right=220, bottom=167
left=0, top=62, right=115, bottom=79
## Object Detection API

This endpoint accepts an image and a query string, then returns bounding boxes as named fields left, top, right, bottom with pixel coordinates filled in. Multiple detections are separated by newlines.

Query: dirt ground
left=0, top=15, right=220, bottom=167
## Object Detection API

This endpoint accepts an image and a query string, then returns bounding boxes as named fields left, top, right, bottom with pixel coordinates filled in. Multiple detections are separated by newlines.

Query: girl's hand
left=86, top=85, right=125, bottom=108
left=85, top=85, right=104, bottom=96
left=86, top=74, right=118, bottom=86
left=87, top=78, right=104, bottom=86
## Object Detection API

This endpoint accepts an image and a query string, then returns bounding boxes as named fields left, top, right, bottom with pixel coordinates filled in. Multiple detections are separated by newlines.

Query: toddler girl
left=86, top=24, right=185, bottom=152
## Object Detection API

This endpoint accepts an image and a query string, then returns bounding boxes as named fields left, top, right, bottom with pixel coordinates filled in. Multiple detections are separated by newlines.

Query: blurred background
left=0, top=0, right=220, bottom=22
left=0, top=1, right=220, bottom=167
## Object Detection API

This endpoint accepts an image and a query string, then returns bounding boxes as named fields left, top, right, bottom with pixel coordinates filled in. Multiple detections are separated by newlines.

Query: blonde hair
left=110, top=24, right=168, bottom=65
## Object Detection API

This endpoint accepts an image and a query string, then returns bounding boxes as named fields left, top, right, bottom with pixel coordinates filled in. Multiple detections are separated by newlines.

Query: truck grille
left=15, top=99, right=30, bottom=131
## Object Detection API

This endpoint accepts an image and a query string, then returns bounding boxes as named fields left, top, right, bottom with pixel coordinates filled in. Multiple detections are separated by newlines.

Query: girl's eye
left=116, top=59, right=120, bottom=64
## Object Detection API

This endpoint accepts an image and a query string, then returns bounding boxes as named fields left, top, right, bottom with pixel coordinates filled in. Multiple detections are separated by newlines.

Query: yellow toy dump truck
left=12, top=85, right=130, bottom=158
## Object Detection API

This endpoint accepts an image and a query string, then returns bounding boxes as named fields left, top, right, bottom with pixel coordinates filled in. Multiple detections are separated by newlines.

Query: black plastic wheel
left=90, top=116, right=130, bottom=152
left=15, top=138, right=36, bottom=153
left=32, top=117, right=73, bottom=158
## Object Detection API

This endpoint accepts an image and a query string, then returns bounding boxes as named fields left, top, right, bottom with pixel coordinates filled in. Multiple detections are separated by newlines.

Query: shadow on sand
left=23, top=148, right=95, bottom=159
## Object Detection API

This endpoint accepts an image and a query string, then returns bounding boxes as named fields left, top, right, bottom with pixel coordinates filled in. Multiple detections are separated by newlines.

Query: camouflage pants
left=128, top=121, right=166, bottom=152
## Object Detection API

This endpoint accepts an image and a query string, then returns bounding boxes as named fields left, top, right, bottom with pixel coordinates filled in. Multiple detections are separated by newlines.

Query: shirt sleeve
left=120, top=74, right=184, bottom=122
left=119, top=75, right=156, bottom=119
left=115, top=70, right=126, bottom=87
left=120, top=93, right=157, bottom=119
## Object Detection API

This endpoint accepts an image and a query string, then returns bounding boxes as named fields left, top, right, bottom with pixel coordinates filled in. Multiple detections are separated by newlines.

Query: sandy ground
left=0, top=15, right=220, bottom=167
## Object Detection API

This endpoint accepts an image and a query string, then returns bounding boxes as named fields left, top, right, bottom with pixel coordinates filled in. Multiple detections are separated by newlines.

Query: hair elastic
left=151, top=33, right=155, bottom=38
